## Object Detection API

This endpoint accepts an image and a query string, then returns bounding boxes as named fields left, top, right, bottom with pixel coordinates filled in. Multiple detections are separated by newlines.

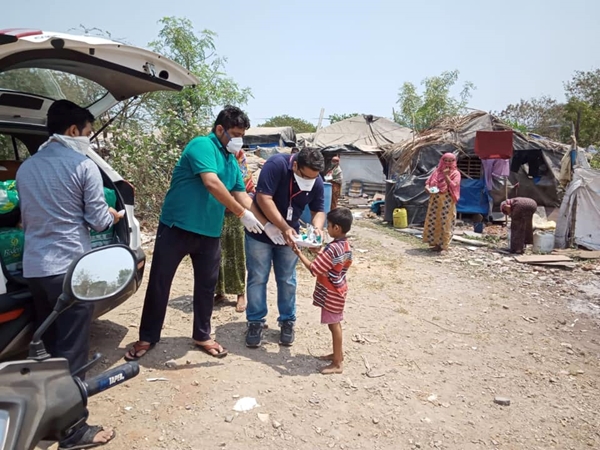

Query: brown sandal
left=214, top=294, right=227, bottom=305
left=196, top=341, right=228, bottom=358
left=124, top=341, right=155, bottom=361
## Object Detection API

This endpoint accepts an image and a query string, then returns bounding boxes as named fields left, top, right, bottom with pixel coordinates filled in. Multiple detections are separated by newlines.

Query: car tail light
left=0, top=308, right=24, bottom=324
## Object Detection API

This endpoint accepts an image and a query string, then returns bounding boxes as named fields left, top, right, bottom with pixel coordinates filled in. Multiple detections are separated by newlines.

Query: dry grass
left=381, top=111, right=571, bottom=175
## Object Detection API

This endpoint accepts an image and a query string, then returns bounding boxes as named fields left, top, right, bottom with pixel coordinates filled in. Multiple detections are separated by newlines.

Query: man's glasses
left=297, top=166, right=318, bottom=180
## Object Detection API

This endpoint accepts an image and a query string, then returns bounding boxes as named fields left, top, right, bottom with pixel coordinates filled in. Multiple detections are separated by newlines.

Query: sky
left=3, top=0, right=599, bottom=126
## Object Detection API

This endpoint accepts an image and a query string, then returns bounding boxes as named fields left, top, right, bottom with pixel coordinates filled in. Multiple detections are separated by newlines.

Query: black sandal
left=58, top=425, right=116, bottom=449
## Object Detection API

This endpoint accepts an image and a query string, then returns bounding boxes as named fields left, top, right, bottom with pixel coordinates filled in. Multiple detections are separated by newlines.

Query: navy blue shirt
left=247, top=153, right=325, bottom=244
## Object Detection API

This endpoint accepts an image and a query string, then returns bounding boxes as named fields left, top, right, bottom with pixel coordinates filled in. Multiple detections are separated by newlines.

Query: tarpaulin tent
left=555, top=167, right=600, bottom=250
left=381, top=112, right=569, bottom=224
left=305, top=115, right=413, bottom=192
left=244, top=126, right=296, bottom=149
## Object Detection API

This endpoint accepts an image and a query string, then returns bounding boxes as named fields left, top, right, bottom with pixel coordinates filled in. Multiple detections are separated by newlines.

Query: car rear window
left=0, top=134, right=28, bottom=161
left=0, top=68, right=108, bottom=108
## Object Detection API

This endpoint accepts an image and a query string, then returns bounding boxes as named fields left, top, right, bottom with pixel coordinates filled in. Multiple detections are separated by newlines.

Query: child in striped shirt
left=294, top=207, right=353, bottom=374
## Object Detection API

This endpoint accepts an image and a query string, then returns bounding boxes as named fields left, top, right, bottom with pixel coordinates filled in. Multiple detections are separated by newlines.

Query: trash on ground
left=233, top=397, right=259, bottom=412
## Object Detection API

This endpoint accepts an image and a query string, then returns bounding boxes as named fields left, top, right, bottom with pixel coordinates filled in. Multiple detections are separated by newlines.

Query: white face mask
left=39, top=134, right=90, bottom=155
left=226, top=137, right=243, bottom=154
left=294, top=172, right=317, bottom=191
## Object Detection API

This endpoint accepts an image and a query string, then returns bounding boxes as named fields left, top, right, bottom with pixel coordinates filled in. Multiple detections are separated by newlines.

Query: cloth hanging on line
left=481, top=159, right=510, bottom=191
left=510, top=151, right=543, bottom=178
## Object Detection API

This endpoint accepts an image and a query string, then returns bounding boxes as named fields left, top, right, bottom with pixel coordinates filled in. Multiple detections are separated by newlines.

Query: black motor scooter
left=0, top=245, right=141, bottom=450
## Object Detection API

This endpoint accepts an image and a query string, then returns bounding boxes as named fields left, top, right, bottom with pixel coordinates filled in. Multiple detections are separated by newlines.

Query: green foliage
left=563, top=69, right=600, bottom=147
left=494, top=96, right=569, bottom=141
left=259, top=115, right=316, bottom=133
left=328, top=113, right=360, bottom=124
left=101, top=17, right=251, bottom=222
left=394, top=70, right=475, bottom=131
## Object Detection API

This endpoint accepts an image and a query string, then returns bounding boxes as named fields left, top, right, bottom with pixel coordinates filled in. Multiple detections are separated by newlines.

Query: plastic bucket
left=300, top=182, right=332, bottom=225
left=533, top=231, right=555, bottom=254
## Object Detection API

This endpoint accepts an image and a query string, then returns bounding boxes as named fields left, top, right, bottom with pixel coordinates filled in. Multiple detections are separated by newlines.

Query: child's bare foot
left=317, top=354, right=345, bottom=361
left=320, top=363, right=343, bottom=375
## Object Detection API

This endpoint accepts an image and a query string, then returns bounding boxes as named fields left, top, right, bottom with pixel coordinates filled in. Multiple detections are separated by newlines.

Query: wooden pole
left=504, top=174, right=509, bottom=227
left=316, top=108, right=325, bottom=132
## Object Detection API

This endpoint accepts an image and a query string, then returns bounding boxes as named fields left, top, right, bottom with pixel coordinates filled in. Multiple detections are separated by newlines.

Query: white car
left=0, top=28, right=199, bottom=360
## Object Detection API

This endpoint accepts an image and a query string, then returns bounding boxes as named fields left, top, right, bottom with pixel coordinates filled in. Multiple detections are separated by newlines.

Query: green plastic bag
left=90, top=187, right=117, bottom=248
left=0, top=180, right=19, bottom=214
left=0, top=227, right=24, bottom=273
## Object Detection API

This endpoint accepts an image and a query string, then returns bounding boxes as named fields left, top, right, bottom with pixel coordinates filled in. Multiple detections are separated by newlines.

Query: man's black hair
left=212, top=105, right=250, bottom=132
left=297, top=148, right=325, bottom=172
left=327, top=207, right=353, bottom=234
left=47, top=100, right=95, bottom=136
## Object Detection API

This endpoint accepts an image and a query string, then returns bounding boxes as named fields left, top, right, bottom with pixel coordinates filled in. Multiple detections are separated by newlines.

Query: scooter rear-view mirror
left=28, top=245, right=137, bottom=361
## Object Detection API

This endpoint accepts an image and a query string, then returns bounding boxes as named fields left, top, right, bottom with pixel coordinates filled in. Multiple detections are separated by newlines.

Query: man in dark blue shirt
left=245, top=148, right=326, bottom=347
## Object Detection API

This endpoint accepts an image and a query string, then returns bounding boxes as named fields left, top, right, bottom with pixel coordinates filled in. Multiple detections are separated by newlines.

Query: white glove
left=264, top=222, right=286, bottom=245
left=240, top=209, right=264, bottom=234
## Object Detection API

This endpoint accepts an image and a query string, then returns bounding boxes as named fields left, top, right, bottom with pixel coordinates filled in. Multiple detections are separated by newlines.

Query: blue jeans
left=245, top=235, right=298, bottom=323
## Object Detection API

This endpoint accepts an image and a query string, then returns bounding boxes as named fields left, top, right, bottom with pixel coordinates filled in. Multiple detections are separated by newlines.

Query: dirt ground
left=80, top=218, right=599, bottom=450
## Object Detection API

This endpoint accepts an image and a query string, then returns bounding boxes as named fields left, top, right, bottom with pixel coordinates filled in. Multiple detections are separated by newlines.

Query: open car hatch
left=0, top=28, right=199, bottom=126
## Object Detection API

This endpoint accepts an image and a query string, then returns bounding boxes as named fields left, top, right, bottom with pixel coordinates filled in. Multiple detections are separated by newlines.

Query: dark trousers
left=139, top=222, right=221, bottom=343
left=27, top=274, right=93, bottom=378
left=27, top=274, right=94, bottom=447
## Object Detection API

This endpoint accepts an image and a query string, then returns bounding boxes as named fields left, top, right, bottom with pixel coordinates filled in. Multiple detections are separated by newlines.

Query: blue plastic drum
left=300, top=182, right=332, bottom=225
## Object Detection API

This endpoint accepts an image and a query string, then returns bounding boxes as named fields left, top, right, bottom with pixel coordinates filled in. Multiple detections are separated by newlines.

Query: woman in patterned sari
left=423, top=153, right=461, bottom=252
left=500, top=197, right=538, bottom=254
left=324, top=155, right=343, bottom=209
left=214, top=150, right=255, bottom=312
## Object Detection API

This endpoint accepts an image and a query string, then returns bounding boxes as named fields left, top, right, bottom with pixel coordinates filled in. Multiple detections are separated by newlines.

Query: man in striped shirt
left=294, top=207, right=353, bottom=374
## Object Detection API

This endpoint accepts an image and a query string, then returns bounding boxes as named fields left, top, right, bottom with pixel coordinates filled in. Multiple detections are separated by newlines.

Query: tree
left=328, top=113, right=360, bottom=124
left=259, top=115, right=316, bottom=133
left=101, top=17, right=251, bottom=221
left=394, top=70, right=475, bottom=132
left=563, top=69, right=600, bottom=147
left=494, top=96, right=569, bottom=141
left=145, top=17, right=251, bottom=136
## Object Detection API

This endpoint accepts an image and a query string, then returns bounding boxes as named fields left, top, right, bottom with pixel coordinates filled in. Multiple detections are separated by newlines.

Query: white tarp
left=244, top=126, right=296, bottom=147
left=339, top=153, right=386, bottom=191
left=555, top=168, right=600, bottom=250
left=311, top=115, right=413, bottom=152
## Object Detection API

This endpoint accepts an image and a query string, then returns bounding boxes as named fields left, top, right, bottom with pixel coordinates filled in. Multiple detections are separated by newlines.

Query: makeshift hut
left=243, top=126, right=296, bottom=149
left=296, top=132, right=314, bottom=148
left=555, top=167, right=600, bottom=251
left=381, top=111, right=569, bottom=225
left=306, top=115, right=413, bottom=194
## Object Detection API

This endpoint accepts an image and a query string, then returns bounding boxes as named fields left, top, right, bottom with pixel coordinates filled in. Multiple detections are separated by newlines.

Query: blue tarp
left=456, top=178, right=490, bottom=215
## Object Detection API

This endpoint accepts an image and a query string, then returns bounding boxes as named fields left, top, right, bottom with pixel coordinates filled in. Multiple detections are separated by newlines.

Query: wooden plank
left=394, top=228, right=423, bottom=235
left=553, top=249, right=600, bottom=259
left=514, top=255, right=573, bottom=263
left=452, top=236, right=488, bottom=247
left=530, top=262, right=577, bottom=269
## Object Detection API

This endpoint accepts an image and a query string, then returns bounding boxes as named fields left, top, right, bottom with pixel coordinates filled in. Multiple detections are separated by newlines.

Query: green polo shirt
left=160, top=133, right=245, bottom=237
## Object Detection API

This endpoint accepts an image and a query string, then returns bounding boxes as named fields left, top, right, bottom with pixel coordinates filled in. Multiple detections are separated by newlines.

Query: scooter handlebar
left=82, top=361, right=139, bottom=398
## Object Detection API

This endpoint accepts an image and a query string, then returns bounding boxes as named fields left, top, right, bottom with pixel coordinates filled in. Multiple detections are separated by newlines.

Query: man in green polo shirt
left=125, top=106, right=284, bottom=360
